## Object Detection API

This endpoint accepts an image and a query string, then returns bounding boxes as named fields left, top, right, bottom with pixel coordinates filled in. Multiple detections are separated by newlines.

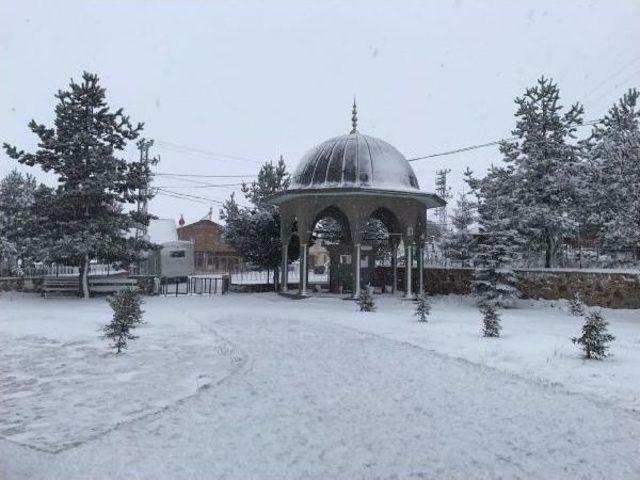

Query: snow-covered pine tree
left=357, top=285, right=376, bottom=312
left=500, top=76, right=584, bottom=268
left=441, top=189, right=476, bottom=267
left=583, top=89, right=640, bottom=262
left=103, top=288, right=145, bottom=354
left=568, top=292, right=586, bottom=316
left=0, top=170, right=37, bottom=268
left=3, top=73, right=156, bottom=297
left=221, top=156, right=290, bottom=288
left=24, top=184, right=57, bottom=264
left=414, top=293, right=431, bottom=322
left=480, top=303, right=501, bottom=337
left=364, top=217, right=392, bottom=264
left=241, top=155, right=290, bottom=208
left=468, top=166, right=523, bottom=308
left=0, top=237, right=17, bottom=276
left=572, top=310, right=615, bottom=359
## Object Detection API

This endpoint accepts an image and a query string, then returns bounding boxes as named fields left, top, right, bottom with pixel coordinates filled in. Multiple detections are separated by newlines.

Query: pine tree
left=0, top=237, right=17, bottom=276
left=364, top=218, right=392, bottom=263
left=572, top=310, right=615, bottom=359
left=500, top=76, right=584, bottom=268
left=583, top=89, right=640, bottom=261
left=468, top=166, right=523, bottom=308
left=0, top=170, right=38, bottom=267
left=103, top=288, right=145, bottom=354
left=3, top=73, right=156, bottom=297
left=221, top=157, right=290, bottom=287
left=414, top=294, right=431, bottom=322
left=568, top=292, right=586, bottom=317
left=480, top=303, right=501, bottom=337
left=441, top=190, right=476, bottom=267
left=240, top=155, right=290, bottom=207
left=357, top=285, right=376, bottom=312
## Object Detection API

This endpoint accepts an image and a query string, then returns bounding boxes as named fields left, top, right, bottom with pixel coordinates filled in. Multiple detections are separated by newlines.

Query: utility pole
left=134, top=139, right=159, bottom=276
left=435, top=168, right=452, bottom=233
left=135, top=139, right=158, bottom=240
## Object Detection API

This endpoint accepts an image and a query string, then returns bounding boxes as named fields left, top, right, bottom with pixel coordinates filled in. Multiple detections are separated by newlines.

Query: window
left=170, top=250, right=186, bottom=258
left=340, top=254, right=352, bottom=264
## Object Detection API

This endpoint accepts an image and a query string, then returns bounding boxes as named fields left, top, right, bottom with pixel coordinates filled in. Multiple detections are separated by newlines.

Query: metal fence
left=159, top=276, right=229, bottom=296
left=0, top=263, right=125, bottom=278
left=230, top=265, right=330, bottom=286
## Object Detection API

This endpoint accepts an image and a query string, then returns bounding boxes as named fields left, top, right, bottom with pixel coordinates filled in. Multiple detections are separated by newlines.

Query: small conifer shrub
left=480, top=303, right=501, bottom=337
left=572, top=310, right=615, bottom=360
left=568, top=292, right=586, bottom=317
left=414, top=294, right=431, bottom=322
left=103, top=288, right=144, bottom=353
left=357, top=285, right=376, bottom=312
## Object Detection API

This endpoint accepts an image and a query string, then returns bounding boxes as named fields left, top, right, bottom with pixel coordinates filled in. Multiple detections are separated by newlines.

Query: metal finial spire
left=350, top=97, right=358, bottom=134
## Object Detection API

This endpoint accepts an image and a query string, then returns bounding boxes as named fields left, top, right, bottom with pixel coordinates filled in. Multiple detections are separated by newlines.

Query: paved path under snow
left=2, top=299, right=640, bottom=479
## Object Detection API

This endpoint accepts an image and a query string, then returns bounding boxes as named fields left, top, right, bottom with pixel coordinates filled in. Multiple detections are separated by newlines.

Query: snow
left=0, top=294, right=243, bottom=453
left=317, top=294, right=640, bottom=412
left=1, top=292, right=640, bottom=479
left=291, top=133, right=422, bottom=192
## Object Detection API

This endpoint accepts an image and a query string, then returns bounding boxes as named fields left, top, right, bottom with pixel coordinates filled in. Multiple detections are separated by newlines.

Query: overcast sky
left=2, top=0, right=639, bottom=225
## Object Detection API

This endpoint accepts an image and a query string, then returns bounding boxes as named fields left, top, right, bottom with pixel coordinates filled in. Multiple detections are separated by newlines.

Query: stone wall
left=516, top=269, right=640, bottom=309
left=375, top=267, right=473, bottom=295
left=374, top=267, right=640, bottom=309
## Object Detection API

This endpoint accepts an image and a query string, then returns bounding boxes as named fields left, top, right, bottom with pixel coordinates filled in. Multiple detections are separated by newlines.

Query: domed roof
left=291, top=132, right=420, bottom=192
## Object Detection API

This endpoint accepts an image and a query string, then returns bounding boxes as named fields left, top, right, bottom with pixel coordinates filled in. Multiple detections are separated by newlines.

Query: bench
left=42, top=277, right=80, bottom=297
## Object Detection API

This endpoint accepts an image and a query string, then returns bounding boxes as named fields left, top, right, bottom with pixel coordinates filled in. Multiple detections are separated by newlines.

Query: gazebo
left=269, top=102, right=445, bottom=298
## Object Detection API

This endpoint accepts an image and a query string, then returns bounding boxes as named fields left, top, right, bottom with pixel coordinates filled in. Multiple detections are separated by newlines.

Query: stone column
left=391, top=241, right=398, bottom=294
left=405, top=242, right=413, bottom=299
left=418, top=243, right=424, bottom=295
left=299, top=243, right=308, bottom=296
left=281, top=241, right=288, bottom=293
left=353, top=243, right=361, bottom=298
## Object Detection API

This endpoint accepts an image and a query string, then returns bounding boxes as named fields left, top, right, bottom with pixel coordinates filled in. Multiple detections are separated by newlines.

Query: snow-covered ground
left=0, top=294, right=244, bottom=452
left=1, top=292, right=639, bottom=479
left=316, top=294, right=640, bottom=412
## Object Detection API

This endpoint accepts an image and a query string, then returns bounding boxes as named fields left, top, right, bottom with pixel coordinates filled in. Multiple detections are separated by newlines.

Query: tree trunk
left=80, top=254, right=90, bottom=299
left=545, top=235, right=552, bottom=269
left=273, top=266, right=279, bottom=291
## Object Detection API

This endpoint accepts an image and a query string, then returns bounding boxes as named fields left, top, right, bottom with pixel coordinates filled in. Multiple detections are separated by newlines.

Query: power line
left=156, top=191, right=207, bottom=202
left=156, top=186, right=252, bottom=207
left=155, top=187, right=226, bottom=205
left=153, top=172, right=257, bottom=178
left=159, top=189, right=225, bottom=204
left=407, top=140, right=504, bottom=162
left=155, top=191, right=212, bottom=206
left=407, top=118, right=602, bottom=162
left=153, top=183, right=244, bottom=189
left=579, top=54, right=640, bottom=105
left=154, top=140, right=263, bottom=165
left=154, top=174, right=247, bottom=189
